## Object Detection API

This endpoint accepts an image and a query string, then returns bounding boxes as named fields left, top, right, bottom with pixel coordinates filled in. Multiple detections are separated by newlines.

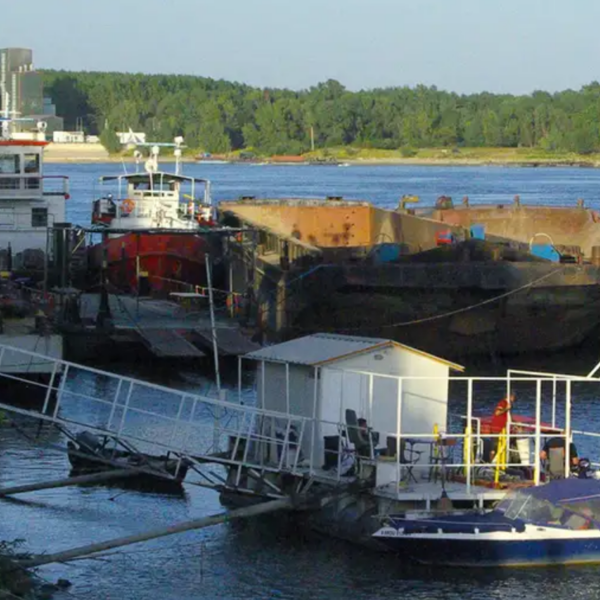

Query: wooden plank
left=137, top=328, right=205, bottom=358
left=193, top=327, right=261, bottom=356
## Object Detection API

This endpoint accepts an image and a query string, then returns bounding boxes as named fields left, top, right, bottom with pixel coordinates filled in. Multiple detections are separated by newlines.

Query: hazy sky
left=1, top=0, right=599, bottom=95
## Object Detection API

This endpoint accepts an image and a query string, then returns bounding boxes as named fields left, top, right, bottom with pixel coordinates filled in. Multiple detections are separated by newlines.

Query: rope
left=337, top=265, right=566, bottom=331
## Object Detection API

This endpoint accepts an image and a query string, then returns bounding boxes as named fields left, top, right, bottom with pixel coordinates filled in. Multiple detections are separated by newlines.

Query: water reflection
left=0, top=362, right=596, bottom=599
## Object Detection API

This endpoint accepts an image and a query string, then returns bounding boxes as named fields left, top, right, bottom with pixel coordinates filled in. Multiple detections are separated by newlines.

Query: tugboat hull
left=88, top=233, right=216, bottom=294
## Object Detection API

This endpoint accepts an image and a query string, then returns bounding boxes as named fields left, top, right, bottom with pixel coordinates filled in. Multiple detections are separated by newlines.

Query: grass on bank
left=99, top=145, right=600, bottom=165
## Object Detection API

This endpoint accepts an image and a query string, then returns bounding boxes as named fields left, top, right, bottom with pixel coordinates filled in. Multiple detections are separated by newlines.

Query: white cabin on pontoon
left=243, top=333, right=464, bottom=476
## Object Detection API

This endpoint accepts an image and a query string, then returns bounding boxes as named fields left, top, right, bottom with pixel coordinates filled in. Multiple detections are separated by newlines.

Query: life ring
left=122, top=198, right=135, bottom=214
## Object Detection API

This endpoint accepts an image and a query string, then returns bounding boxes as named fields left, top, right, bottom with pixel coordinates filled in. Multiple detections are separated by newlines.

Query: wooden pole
left=19, top=497, right=293, bottom=568
left=0, top=469, right=137, bottom=497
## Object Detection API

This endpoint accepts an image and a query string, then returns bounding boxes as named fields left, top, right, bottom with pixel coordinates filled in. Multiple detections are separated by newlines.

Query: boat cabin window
left=25, top=178, right=40, bottom=190
left=561, top=499, right=600, bottom=527
left=500, top=491, right=598, bottom=530
left=24, top=154, right=40, bottom=174
left=0, top=154, right=19, bottom=174
left=31, top=207, right=48, bottom=227
left=501, top=493, right=564, bottom=524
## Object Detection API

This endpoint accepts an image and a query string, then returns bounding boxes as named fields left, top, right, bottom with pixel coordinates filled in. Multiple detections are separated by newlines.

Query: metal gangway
left=0, top=343, right=317, bottom=497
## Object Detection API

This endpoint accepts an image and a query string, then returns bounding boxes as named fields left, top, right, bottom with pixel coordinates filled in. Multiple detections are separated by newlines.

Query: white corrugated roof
left=244, top=333, right=463, bottom=370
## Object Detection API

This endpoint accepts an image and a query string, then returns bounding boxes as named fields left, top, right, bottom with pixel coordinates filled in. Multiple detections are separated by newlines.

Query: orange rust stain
left=221, top=203, right=374, bottom=247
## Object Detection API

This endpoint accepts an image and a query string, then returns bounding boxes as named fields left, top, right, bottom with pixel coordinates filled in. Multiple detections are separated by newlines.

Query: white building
left=52, top=131, right=85, bottom=143
left=117, top=131, right=146, bottom=145
left=244, top=334, right=464, bottom=478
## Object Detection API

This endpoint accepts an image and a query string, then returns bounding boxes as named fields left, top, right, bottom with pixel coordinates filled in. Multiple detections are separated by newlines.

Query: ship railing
left=0, top=177, right=45, bottom=199
left=299, top=419, right=589, bottom=503
left=244, top=360, right=598, bottom=495
left=42, top=175, right=70, bottom=198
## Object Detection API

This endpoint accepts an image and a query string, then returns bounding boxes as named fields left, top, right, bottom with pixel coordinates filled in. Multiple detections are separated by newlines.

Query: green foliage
left=400, top=146, right=418, bottom=158
left=99, top=127, right=122, bottom=154
left=40, top=70, right=600, bottom=154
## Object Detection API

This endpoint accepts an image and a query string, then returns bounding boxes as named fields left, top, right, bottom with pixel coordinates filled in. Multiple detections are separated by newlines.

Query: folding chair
left=386, top=436, right=423, bottom=483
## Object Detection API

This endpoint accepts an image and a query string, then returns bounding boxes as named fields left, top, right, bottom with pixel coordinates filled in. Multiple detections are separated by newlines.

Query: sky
left=1, top=0, right=599, bottom=95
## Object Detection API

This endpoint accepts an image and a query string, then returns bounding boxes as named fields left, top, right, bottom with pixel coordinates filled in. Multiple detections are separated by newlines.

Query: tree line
left=41, top=70, right=600, bottom=155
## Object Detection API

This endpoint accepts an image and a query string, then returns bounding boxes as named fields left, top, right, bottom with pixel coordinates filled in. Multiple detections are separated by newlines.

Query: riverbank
left=42, top=143, right=600, bottom=167
left=307, top=146, right=600, bottom=167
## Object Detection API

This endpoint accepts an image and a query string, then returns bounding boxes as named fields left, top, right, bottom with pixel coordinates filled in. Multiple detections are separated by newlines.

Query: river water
left=4, top=163, right=600, bottom=599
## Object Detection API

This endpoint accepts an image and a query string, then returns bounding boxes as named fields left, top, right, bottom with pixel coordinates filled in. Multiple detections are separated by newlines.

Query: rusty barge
left=219, top=196, right=600, bottom=361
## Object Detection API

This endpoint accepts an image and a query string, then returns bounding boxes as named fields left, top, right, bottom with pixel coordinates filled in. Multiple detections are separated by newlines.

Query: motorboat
left=373, top=477, right=600, bottom=567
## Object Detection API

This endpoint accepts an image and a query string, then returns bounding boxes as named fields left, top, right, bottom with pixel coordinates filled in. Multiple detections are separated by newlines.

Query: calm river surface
left=5, top=163, right=600, bottom=599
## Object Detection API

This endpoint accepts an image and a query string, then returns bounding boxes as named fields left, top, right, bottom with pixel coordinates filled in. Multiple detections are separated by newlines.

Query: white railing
left=0, top=343, right=598, bottom=498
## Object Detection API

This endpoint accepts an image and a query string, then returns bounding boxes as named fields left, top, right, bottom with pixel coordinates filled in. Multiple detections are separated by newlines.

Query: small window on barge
left=31, top=207, right=48, bottom=227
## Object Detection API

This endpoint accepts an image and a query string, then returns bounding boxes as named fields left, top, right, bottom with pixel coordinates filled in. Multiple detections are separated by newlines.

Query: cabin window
left=23, top=154, right=40, bottom=174
left=0, top=178, right=20, bottom=190
left=0, top=154, right=19, bottom=174
left=31, top=207, right=48, bottom=227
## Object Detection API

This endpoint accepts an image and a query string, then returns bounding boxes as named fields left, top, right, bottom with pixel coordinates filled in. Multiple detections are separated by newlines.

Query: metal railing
left=0, top=343, right=597, bottom=499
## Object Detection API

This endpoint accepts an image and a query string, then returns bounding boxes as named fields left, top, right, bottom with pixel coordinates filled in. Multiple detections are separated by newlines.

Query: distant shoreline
left=42, top=143, right=600, bottom=168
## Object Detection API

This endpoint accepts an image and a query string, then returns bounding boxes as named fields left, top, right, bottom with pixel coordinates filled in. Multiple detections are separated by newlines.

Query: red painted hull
left=89, top=233, right=210, bottom=294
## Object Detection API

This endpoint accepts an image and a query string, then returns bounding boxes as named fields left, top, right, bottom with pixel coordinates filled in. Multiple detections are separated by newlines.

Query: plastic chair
left=345, top=409, right=373, bottom=458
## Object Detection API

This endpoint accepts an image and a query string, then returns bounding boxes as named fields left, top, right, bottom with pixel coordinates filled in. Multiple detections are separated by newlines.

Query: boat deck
left=137, top=328, right=205, bottom=358
left=373, top=481, right=507, bottom=505
left=193, top=327, right=261, bottom=356
left=77, top=293, right=259, bottom=358
left=292, top=466, right=508, bottom=507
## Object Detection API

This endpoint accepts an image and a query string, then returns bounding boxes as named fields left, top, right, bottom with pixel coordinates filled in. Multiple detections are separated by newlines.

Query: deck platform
left=299, top=467, right=508, bottom=506
left=136, top=328, right=205, bottom=358
left=193, top=327, right=261, bottom=356
left=76, top=293, right=259, bottom=359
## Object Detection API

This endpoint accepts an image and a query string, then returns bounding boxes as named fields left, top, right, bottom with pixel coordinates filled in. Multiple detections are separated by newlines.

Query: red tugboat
left=89, top=139, right=218, bottom=294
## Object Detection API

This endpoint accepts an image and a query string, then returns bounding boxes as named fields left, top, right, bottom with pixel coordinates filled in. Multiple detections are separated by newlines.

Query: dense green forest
left=41, top=70, right=600, bottom=155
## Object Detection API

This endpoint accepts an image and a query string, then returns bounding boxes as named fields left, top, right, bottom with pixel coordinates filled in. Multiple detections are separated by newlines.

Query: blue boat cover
left=390, top=511, right=526, bottom=534
left=522, top=479, right=600, bottom=504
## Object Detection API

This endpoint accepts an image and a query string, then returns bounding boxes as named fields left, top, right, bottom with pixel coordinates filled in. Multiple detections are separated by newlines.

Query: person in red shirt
left=488, top=393, right=515, bottom=461
left=491, top=393, right=515, bottom=434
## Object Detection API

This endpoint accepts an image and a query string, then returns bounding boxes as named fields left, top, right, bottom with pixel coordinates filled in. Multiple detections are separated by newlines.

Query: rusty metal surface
left=220, top=200, right=373, bottom=247
left=220, top=199, right=465, bottom=251
left=428, top=205, right=600, bottom=257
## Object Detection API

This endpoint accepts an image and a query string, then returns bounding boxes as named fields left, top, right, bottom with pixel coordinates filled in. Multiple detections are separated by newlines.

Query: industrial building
left=0, top=47, right=63, bottom=133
